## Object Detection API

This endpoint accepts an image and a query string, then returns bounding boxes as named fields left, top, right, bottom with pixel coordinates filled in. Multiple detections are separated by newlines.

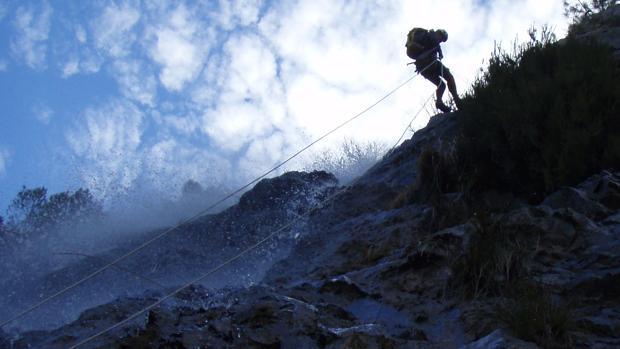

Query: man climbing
left=406, top=28, right=461, bottom=113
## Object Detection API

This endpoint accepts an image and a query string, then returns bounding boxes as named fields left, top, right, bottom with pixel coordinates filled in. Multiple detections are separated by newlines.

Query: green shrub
left=450, top=213, right=575, bottom=346
left=450, top=214, right=531, bottom=299
left=391, top=144, right=461, bottom=209
left=6, top=186, right=103, bottom=241
left=497, top=283, right=575, bottom=348
left=417, top=146, right=460, bottom=200
left=457, top=35, right=620, bottom=201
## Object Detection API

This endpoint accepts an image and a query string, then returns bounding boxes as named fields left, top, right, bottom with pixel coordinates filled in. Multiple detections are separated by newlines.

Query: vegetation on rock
left=564, top=0, right=619, bottom=35
left=2, top=186, right=103, bottom=244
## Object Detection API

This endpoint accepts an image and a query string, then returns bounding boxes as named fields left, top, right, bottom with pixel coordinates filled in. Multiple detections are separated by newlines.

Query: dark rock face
left=11, top=111, right=620, bottom=348
left=542, top=171, right=620, bottom=220
left=237, top=171, right=338, bottom=211
left=359, top=112, right=460, bottom=188
left=1, top=170, right=339, bottom=334
left=0, top=330, right=9, bottom=349
left=460, top=329, right=538, bottom=349
left=573, top=4, right=620, bottom=58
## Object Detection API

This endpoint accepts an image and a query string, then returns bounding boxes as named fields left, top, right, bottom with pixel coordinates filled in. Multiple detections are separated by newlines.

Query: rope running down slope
left=69, top=64, right=440, bottom=348
left=0, top=59, right=440, bottom=332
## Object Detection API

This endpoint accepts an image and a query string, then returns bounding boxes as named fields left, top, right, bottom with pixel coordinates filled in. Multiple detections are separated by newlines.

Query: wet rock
left=319, top=276, right=368, bottom=299
left=460, top=329, right=539, bottom=349
left=316, top=304, right=357, bottom=330
left=238, top=171, right=337, bottom=211
left=234, top=298, right=280, bottom=328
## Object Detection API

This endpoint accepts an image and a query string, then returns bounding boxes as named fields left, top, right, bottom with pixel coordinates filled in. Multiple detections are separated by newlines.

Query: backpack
left=405, top=27, right=428, bottom=60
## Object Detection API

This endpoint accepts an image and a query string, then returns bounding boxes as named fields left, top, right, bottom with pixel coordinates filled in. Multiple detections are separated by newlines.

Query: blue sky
left=0, top=0, right=568, bottom=212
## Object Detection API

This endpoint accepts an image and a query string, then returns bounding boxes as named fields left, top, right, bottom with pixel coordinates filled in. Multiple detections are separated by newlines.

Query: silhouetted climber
left=406, top=28, right=461, bottom=113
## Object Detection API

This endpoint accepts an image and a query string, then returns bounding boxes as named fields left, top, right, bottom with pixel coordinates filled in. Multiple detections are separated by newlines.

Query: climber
left=406, top=28, right=461, bottom=113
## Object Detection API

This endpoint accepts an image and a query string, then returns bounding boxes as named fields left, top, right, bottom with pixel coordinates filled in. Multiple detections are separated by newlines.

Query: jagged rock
left=542, top=186, right=611, bottom=220
left=574, top=4, right=620, bottom=57
left=0, top=330, right=10, bottom=349
left=542, top=171, right=620, bottom=221
left=580, top=171, right=620, bottom=210
left=207, top=318, right=233, bottom=338
left=319, top=275, right=369, bottom=299
left=460, top=329, right=539, bottom=349
left=237, top=170, right=337, bottom=211
left=577, top=308, right=620, bottom=338
left=359, top=113, right=461, bottom=188
left=325, top=330, right=400, bottom=349
left=13, top=140, right=620, bottom=349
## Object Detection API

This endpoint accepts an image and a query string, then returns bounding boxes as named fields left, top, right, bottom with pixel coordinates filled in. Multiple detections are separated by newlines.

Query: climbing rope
left=0, top=59, right=439, bottom=331
left=68, top=61, right=442, bottom=348
left=390, top=92, right=434, bottom=151
left=55, top=252, right=165, bottom=290
left=69, top=179, right=360, bottom=348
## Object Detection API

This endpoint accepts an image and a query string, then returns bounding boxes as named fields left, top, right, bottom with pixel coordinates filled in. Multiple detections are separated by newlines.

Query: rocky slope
left=570, top=4, right=620, bottom=58
left=4, top=111, right=620, bottom=349
left=4, top=6, right=620, bottom=348
left=0, top=171, right=338, bottom=333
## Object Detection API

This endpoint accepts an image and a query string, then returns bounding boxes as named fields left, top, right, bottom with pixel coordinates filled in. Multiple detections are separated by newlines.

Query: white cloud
left=238, top=131, right=290, bottom=175
left=81, top=51, right=103, bottom=74
left=201, top=32, right=286, bottom=152
left=190, top=53, right=227, bottom=107
left=92, top=2, right=140, bottom=58
left=67, top=99, right=144, bottom=197
left=189, top=0, right=569, bottom=182
left=251, top=0, right=568, bottom=148
left=55, top=0, right=570, bottom=200
left=33, top=104, right=53, bottom=124
left=76, top=25, right=87, bottom=43
left=10, top=1, right=53, bottom=70
left=217, top=0, right=263, bottom=29
left=160, top=114, right=202, bottom=135
left=146, top=4, right=208, bottom=91
left=0, top=148, right=10, bottom=176
left=62, top=58, right=79, bottom=78
left=0, top=3, right=7, bottom=23
left=112, top=59, right=158, bottom=106
left=0, top=60, right=7, bottom=72
left=58, top=24, right=96, bottom=77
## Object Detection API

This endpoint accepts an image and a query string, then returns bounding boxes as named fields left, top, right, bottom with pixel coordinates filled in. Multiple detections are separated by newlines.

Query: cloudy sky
left=0, top=0, right=568, bottom=211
